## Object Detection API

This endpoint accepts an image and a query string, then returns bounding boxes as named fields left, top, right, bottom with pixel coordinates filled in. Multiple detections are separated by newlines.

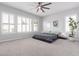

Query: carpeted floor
left=0, top=38, right=79, bottom=56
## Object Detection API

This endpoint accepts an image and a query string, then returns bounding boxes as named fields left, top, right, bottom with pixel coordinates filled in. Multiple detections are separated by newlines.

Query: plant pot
left=69, top=33, right=74, bottom=38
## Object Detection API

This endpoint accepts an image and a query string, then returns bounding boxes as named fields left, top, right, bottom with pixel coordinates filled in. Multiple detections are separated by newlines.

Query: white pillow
left=58, top=33, right=67, bottom=38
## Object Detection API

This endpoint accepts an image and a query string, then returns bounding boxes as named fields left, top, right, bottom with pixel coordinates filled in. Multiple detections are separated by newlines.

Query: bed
left=32, top=33, right=58, bottom=43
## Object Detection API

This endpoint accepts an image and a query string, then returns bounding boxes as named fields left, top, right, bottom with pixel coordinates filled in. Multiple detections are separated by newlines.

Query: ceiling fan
left=36, top=2, right=52, bottom=12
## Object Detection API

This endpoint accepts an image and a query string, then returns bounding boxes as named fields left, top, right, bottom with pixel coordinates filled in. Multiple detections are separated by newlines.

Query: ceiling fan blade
left=42, top=6, right=50, bottom=9
left=37, top=8, right=39, bottom=12
left=42, top=3, right=52, bottom=6
left=41, top=8, right=45, bottom=12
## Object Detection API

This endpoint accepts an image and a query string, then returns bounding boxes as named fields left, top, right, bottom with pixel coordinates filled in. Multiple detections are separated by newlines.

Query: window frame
left=1, top=12, right=15, bottom=34
left=17, top=16, right=32, bottom=33
left=33, top=19, right=39, bottom=32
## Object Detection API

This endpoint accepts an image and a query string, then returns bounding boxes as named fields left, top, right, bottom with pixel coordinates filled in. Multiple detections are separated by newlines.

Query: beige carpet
left=0, top=38, right=79, bottom=56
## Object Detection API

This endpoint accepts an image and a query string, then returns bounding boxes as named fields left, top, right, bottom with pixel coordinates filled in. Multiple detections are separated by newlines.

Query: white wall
left=43, top=7, right=79, bottom=38
left=0, top=3, right=42, bottom=42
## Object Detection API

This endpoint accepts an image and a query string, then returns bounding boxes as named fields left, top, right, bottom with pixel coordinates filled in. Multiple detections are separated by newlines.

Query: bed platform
left=32, top=33, right=58, bottom=43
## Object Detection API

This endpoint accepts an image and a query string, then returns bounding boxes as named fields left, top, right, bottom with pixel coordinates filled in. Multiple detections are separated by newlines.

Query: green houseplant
left=69, top=17, right=79, bottom=37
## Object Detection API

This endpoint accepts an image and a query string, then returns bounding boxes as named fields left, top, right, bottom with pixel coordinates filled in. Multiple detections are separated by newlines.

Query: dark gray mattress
left=32, top=33, right=58, bottom=43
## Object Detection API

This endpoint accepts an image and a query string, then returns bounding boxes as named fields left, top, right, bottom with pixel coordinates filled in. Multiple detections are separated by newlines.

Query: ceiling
left=1, top=2, right=79, bottom=17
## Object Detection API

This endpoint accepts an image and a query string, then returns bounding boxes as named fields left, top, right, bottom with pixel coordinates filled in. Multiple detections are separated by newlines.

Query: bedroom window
left=29, top=18, right=32, bottom=32
left=23, top=17, right=32, bottom=32
left=17, top=16, right=27, bottom=32
left=65, top=15, right=77, bottom=33
left=1, top=12, right=15, bottom=33
left=17, top=16, right=32, bottom=32
left=26, top=17, right=30, bottom=32
left=17, top=16, right=22, bottom=32
left=33, top=19, right=38, bottom=32
left=26, top=18, right=32, bottom=32
left=22, top=17, right=26, bottom=32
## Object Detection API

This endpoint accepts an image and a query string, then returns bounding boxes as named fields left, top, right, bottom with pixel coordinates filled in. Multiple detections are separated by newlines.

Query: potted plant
left=69, top=17, right=79, bottom=37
